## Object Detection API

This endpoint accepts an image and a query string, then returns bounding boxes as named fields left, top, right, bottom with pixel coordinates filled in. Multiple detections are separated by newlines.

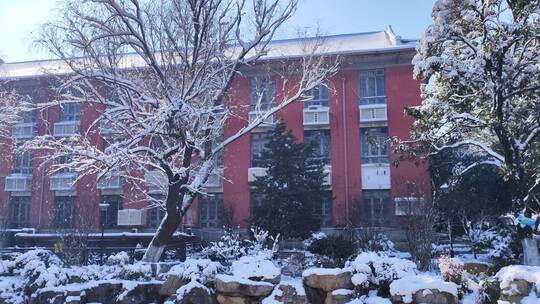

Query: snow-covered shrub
left=12, top=249, right=69, bottom=294
left=0, top=259, right=15, bottom=275
left=307, top=235, right=356, bottom=267
left=246, top=226, right=280, bottom=258
left=166, top=258, right=222, bottom=285
left=356, top=229, right=395, bottom=253
left=485, top=222, right=521, bottom=268
left=232, top=253, right=280, bottom=282
left=0, top=276, right=25, bottom=304
left=107, top=251, right=130, bottom=266
left=303, top=232, right=327, bottom=247
left=438, top=256, right=464, bottom=285
left=203, top=228, right=246, bottom=263
left=345, top=252, right=417, bottom=297
left=117, top=262, right=153, bottom=281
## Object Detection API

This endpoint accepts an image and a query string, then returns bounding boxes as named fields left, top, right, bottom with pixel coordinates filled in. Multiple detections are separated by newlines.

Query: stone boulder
left=275, top=283, right=309, bottom=304
left=160, top=274, right=187, bottom=296
left=390, top=289, right=458, bottom=304
left=31, top=281, right=124, bottom=304
left=303, top=269, right=353, bottom=292
left=116, top=282, right=164, bottom=304
left=215, top=275, right=275, bottom=298
left=325, top=289, right=353, bottom=304
left=463, top=262, right=494, bottom=276
left=499, top=279, right=538, bottom=303
left=302, top=269, right=353, bottom=304
left=169, top=282, right=217, bottom=304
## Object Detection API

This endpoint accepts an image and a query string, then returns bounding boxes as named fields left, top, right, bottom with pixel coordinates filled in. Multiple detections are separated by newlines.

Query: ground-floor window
left=321, top=194, right=333, bottom=227
left=100, top=195, right=122, bottom=228
left=395, top=197, right=425, bottom=216
left=148, top=195, right=166, bottom=228
left=250, top=192, right=264, bottom=217
left=10, top=196, right=30, bottom=228
left=362, top=190, right=392, bottom=227
left=199, top=193, right=223, bottom=228
left=54, top=196, right=75, bottom=229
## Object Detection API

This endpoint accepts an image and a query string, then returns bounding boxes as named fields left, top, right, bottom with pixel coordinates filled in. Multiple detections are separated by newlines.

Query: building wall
left=0, top=51, right=431, bottom=232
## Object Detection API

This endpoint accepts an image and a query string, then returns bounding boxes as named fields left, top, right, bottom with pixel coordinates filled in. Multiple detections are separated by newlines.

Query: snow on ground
left=389, top=274, right=458, bottom=303
left=232, top=253, right=281, bottom=280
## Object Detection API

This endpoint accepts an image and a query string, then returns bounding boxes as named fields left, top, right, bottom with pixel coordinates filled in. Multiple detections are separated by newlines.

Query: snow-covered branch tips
left=26, top=0, right=338, bottom=262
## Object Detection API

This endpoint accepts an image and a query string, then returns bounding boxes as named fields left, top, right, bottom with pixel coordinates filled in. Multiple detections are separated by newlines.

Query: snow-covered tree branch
left=28, top=0, right=338, bottom=262
left=412, top=0, right=540, bottom=265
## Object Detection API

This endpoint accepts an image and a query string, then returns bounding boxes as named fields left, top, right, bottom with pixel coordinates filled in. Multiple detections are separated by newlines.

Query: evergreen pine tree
left=251, top=122, right=329, bottom=239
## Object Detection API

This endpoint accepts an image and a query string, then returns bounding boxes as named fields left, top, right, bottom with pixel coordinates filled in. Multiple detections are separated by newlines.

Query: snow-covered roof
left=0, top=26, right=416, bottom=79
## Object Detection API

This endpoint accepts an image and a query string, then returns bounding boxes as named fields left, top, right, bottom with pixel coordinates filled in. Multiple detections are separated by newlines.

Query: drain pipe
left=341, top=77, right=350, bottom=224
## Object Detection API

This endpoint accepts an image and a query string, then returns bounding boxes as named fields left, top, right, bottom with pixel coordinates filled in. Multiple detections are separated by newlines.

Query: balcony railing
left=248, top=111, right=274, bottom=126
left=53, top=121, right=80, bottom=137
left=204, top=168, right=224, bottom=191
left=11, top=123, right=36, bottom=140
left=97, top=171, right=122, bottom=190
left=359, top=104, right=387, bottom=123
left=361, top=163, right=391, bottom=190
left=5, top=174, right=32, bottom=192
left=303, top=107, right=330, bottom=126
left=50, top=172, right=77, bottom=191
left=145, top=170, right=168, bottom=194
left=248, top=167, right=268, bottom=182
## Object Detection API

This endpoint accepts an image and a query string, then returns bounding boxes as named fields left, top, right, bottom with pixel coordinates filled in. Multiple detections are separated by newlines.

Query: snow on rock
left=351, top=273, right=369, bottom=287
left=302, top=268, right=353, bottom=292
left=495, top=265, right=540, bottom=291
left=345, top=295, right=392, bottom=304
left=389, top=274, right=458, bottom=304
left=302, top=267, right=349, bottom=277
left=215, top=274, right=275, bottom=298
left=232, top=253, right=281, bottom=283
left=0, top=276, right=25, bottom=304
left=107, top=251, right=130, bottom=266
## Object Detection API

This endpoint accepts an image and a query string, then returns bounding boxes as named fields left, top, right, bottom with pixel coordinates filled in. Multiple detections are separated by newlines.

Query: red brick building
left=0, top=28, right=430, bottom=236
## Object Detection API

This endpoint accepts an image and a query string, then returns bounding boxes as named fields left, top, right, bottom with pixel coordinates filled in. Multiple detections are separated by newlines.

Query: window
left=54, top=196, right=75, bottom=229
left=59, top=103, right=81, bottom=121
left=57, top=154, right=74, bottom=173
left=304, top=83, right=329, bottom=108
left=12, top=151, right=32, bottom=174
left=250, top=192, right=264, bottom=217
left=10, top=197, right=30, bottom=228
left=251, top=132, right=271, bottom=167
left=361, top=127, right=388, bottom=163
left=395, top=197, right=425, bottom=216
left=100, top=195, right=122, bottom=228
left=304, top=129, right=331, bottom=164
left=148, top=195, right=166, bottom=228
left=17, top=89, right=37, bottom=123
left=251, top=78, right=275, bottom=111
left=199, top=193, right=223, bottom=228
left=363, top=190, right=392, bottom=227
left=359, top=69, right=386, bottom=105
left=321, top=194, right=332, bottom=227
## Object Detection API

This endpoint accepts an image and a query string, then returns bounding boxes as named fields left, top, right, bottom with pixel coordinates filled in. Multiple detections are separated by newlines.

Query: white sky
left=0, top=0, right=436, bottom=63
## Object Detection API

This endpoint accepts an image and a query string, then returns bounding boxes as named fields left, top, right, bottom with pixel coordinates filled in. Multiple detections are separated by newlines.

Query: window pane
left=251, top=78, right=275, bottom=111
left=10, top=197, right=30, bottom=228
left=359, top=70, right=386, bottom=105
left=251, top=132, right=271, bottom=167
left=54, top=196, right=74, bottom=229
left=360, top=128, right=388, bottom=163
left=305, top=130, right=331, bottom=164
left=199, top=194, right=223, bottom=228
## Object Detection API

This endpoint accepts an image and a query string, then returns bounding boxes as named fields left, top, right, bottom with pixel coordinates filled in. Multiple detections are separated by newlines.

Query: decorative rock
left=325, top=289, right=353, bottom=304
left=160, top=274, right=187, bottom=296
left=463, top=262, right=493, bottom=276
left=499, top=279, right=534, bottom=303
left=302, top=269, right=353, bottom=292
left=117, top=282, right=164, bottom=304
left=215, top=275, right=275, bottom=298
left=276, top=283, right=309, bottom=304
left=390, top=289, right=458, bottom=304
left=176, top=283, right=217, bottom=304
left=216, top=294, right=248, bottom=304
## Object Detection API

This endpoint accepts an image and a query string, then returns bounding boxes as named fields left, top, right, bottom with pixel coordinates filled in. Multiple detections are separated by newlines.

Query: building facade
left=0, top=28, right=431, bottom=235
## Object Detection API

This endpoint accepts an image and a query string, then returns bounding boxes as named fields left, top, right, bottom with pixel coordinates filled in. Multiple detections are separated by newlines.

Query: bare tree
left=26, top=0, right=337, bottom=262
left=0, top=89, right=32, bottom=141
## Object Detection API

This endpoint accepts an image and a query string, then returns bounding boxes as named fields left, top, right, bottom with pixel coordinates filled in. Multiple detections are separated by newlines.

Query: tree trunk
left=142, top=211, right=182, bottom=263
left=522, top=237, right=540, bottom=266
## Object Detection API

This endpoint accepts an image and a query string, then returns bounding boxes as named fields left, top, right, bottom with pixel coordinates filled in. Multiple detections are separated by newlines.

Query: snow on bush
left=303, top=232, right=327, bottom=247
left=389, top=274, right=458, bottom=303
left=107, top=251, right=130, bottom=266
left=438, top=256, right=464, bottom=284
left=118, top=262, right=153, bottom=281
left=167, top=258, right=222, bottom=284
left=346, top=252, right=418, bottom=286
left=495, top=265, right=540, bottom=293
left=0, top=276, right=25, bottom=304
left=203, top=228, right=246, bottom=262
left=232, top=253, right=281, bottom=281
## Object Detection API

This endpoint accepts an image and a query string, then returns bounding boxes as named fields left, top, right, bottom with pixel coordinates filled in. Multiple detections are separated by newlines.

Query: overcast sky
left=0, top=0, right=437, bottom=63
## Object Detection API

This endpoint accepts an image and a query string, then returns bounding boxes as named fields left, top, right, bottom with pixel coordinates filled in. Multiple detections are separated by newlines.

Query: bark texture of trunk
left=142, top=211, right=182, bottom=262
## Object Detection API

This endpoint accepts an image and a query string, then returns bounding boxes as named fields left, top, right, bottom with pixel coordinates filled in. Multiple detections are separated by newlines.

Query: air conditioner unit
left=12, top=123, right=37, bottom=140
left=97, top=172, right=122, bottom=190
left=50, top=172, right=77, bottom=191
left=5, top=174, right=32, bottom=192
left=53, top=121, right=80, bottom=137
left=361, top=163, right=391, bottom=190
left=303, top=108, right=330, bottom=125
left=117, top=209, right=147, bottom=226
left=359, top=104, right=387, bottom=122
left=248, top=167, right=268, bottom=182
